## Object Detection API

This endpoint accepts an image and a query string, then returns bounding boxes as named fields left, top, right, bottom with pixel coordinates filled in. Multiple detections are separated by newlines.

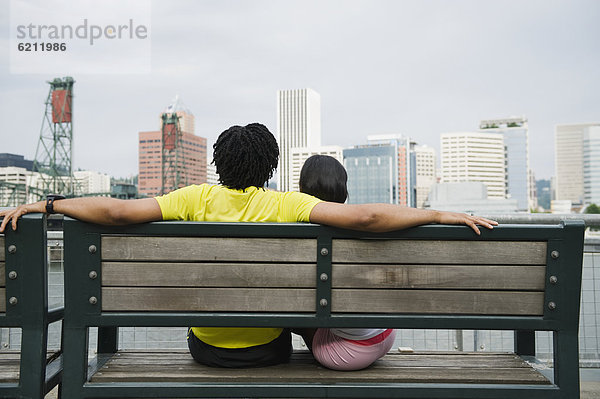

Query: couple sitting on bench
left=0, top=122, right=496, bottom=371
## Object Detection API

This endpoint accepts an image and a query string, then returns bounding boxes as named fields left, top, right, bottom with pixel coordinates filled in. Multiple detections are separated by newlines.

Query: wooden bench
left=61, top=218, right=585, bottom=398
left=0, top=214, right=63, bottom=398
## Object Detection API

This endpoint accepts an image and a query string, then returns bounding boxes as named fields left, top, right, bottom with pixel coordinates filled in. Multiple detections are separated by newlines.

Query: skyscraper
left=479, top=117, right=530, bottom=210
left=277, top=89, right=321, bottom=192
left=440, top=132, right=506, bottom=200
left=138, top=97, right=207, bottom=197
left=368, top=135, right=417, bottom=207
left=414, top=145, right=437, bottom=208
left=583, top=125, right=600, bottom=205
left=73, top=170, right=111, bottom=195
left=555, top=123, right=600, bottom=206
left=343, top=134, right=417, bottom=207
left=344, top=145, right=397, bottom=204
left=206, top=158, right=219, bottom=185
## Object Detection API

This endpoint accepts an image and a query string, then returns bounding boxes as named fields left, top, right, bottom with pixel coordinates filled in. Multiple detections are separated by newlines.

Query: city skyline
left=0, top=1, right=599, bottom=180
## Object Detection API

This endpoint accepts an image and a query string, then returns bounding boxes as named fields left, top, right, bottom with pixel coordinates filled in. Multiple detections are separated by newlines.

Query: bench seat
left=90, top=350, right=551, bottom=385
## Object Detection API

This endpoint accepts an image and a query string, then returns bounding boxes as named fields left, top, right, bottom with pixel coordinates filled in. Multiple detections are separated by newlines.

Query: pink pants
left=312, top=329, right=396, bottom=371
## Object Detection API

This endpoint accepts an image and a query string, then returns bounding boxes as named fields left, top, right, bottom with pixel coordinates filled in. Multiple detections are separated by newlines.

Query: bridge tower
left=33, top=77, right=75, bottom=197
left=160, top=111, right=187, bottom=195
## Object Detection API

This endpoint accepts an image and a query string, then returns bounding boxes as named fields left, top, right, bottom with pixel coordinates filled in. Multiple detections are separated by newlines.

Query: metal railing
left=481, top=213, right=600, bottom=227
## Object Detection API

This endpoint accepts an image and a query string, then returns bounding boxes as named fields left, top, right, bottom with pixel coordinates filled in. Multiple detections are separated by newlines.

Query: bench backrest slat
left=332, top=239, right=547, bottom=264
left=102, top=262, right=316, bottom=287
left=102, top=287, right=315, bottom=312
left=101, top=236, right=317, bottom=262
left=331, top=289, right=544, bottom=315
left=332, top=264, right=546, bottom=290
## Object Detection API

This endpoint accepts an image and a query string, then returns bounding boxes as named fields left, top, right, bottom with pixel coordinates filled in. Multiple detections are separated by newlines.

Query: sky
left=0, top=0, right=599, bottom=180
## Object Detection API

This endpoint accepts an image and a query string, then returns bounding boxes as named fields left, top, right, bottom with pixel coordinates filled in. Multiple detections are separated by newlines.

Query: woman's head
left=299, top=155, right=348, bottom=203
left=212, top=123, right=279, bottom=190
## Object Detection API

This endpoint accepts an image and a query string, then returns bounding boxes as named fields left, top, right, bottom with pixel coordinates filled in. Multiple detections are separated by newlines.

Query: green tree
left=584, top=203, right=600, bottom=214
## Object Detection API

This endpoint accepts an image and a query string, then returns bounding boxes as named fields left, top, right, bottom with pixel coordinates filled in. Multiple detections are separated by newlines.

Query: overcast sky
left=1, top=0, right=599, bottom=180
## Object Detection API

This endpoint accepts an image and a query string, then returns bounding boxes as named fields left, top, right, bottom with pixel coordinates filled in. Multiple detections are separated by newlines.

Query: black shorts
left=187, top=328, right=292, bottom=368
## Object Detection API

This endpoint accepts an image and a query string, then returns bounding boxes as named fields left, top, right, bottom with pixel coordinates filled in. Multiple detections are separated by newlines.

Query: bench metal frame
left=62, top=218, right=585, bottom=398
left=0, top=214, right=63, bottom=398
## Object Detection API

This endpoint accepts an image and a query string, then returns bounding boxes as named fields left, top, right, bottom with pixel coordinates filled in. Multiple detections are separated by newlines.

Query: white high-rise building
left=290, top=146, right=344, bottom=193
left=440, top=132, right=506, bottom=200
left=479, top=117, right=530, bottom=211
left=206, top=159, right=218, bottom=185
left=555, top=123, right=600, bottom=205
left=414, top=145, right=437, bottom=208
left=0, top=167, right=29, bottom=205
left=0, top=167, right=111, bottom=205
left=74, top=171, right=111, bottom=195
left=528, top=169, right=538, bottom=211
left=277, top=88, right=322, bottom=192
left=584, top=125, right=600, bottom=206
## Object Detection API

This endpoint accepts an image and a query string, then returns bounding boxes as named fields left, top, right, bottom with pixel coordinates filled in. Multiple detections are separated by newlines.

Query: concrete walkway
left=582, top=382, right=600, bottom=399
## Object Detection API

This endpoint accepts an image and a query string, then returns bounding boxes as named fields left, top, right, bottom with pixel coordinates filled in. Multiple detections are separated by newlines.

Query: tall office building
left=479, top=117, right=530, bottom=211
left=440, top=132, right=506, bottom=200
left=73, top=170, right=111, bottom=195
left=290, top=146, right=343, bottom=193
left=528, top=169, right=538, bottom=210
left=277, top=89, right=321, bottom=192
left=138, top=98, right=207, bottom=197
left=583, top=125, right=600, bottom=205
left=0, top=167, right=29, bottom=205
left=343, top=134, right=417, bottom=206
left=414, top=145, right=437, bottom=208
left=206, top=158, right=219, bottom=185
left=367, top=135, right=416, bottom=207
left=555, top=123, right=600, bottom=206
left=344, top=145, right=397, bottom=204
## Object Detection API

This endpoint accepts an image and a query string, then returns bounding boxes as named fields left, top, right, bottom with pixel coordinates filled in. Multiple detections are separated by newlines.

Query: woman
left=298, top=154, right=396, bottom=371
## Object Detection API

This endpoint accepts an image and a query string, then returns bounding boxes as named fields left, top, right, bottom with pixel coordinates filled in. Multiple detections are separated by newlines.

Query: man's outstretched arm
left=0, top=197, right=162, bottom=232
left=309, top=202, right=497, bottom=235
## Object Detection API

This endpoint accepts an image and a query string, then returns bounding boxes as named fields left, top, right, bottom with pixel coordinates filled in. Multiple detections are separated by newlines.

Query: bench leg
left=98, top=326, right=119, bottom=354
left=58, top=319, right=65, bottom=399
left=514, top=330, right=536, bottom=356
left=553, top=329, right=580, bottom=398
left=19, top=326, right=47, bottom=399
left=61, top=326, right=89, bottom=399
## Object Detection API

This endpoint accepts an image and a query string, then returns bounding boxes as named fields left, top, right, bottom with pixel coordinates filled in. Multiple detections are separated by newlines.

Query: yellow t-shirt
left=155, top=184, right=322, bottom=349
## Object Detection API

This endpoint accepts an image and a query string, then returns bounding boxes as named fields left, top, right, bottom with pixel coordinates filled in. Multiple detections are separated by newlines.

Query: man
left=0, top=123, right=496, bottom=368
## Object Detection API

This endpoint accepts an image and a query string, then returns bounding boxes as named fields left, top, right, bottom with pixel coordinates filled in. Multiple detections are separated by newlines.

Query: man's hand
left=1, top=197, right=162, bottom=233
left=436, top=211, right=498, bottom=235
left=0, top=202, right=44, bottom=232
